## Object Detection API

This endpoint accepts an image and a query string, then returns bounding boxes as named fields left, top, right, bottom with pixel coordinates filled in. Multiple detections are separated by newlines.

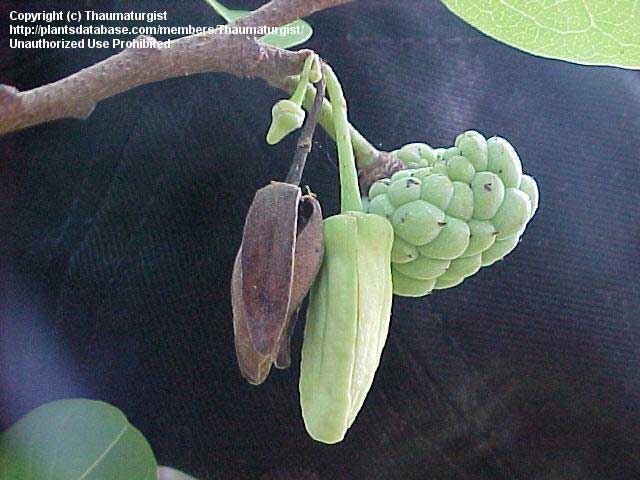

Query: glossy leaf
left=441, top=0, right=640, bottom=69
left=203, top=0, right=313, bottom=49
left=0, top=399, right=157, bottom=480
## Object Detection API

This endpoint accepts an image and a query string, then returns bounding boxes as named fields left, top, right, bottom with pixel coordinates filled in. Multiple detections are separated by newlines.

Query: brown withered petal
left=232, top=183, right=323, bottom=384
left=231, top=251, right=273, bottom=384
left=274, top=308, right=298, bottom=370
left=240, top=181, right=301, bottom=356
left=274, top=195, right=323, bottom=369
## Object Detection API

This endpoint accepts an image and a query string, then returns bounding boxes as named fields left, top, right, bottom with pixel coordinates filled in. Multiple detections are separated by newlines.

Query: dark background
left=1, top=1, right=639, bottom=479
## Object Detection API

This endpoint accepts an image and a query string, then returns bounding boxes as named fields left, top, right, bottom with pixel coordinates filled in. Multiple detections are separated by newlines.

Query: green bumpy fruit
left=371, top=131, right=539, bottom=297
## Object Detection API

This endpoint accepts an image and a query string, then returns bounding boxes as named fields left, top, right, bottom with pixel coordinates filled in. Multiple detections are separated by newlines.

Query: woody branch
left=0, top=0, right=352, bottom=136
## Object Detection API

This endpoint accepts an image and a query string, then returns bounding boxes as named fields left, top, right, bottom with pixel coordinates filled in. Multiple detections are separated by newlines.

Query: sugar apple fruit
left=365, top=131, right=539, bottom=297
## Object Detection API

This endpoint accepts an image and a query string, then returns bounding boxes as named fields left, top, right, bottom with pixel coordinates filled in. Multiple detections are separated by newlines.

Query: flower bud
left=266, top=99, right=306, bottom=145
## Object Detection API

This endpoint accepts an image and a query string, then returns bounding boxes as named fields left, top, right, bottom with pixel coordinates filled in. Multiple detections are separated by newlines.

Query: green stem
left=296, top=82, right=379, bottom=168
left=290, top=55, right=315, bottom=106
left=323, top=64, right=363, bottom=213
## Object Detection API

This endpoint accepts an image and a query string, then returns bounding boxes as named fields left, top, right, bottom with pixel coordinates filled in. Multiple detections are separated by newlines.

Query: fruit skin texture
left=369, top=131, right=539, bottom=297
left=299, top=211, right=393, bottom=444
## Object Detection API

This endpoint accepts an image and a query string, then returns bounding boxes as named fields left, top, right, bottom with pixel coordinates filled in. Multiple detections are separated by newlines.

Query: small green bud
left=266, top=99, right=305, bottom=145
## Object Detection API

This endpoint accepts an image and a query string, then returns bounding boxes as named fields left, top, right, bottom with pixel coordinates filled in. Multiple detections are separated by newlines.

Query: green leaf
left=158, top=466, right=199, bottom=480
left=0, top=399, right=157, bottom=480
left=441, top=0, right=640, bottom=69
left=203, top=0, right=313, bottom=49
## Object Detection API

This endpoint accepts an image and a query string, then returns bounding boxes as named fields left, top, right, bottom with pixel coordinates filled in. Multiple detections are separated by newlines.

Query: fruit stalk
left=287, top=78, right=380, bottom=168
left=323, top=64, right=363, bottom=213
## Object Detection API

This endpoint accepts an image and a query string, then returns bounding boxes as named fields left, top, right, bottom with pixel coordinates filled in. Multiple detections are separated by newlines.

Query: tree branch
left=0, top=0, right=352, bottom=136
left=235, top=0, right=352, bottom=29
